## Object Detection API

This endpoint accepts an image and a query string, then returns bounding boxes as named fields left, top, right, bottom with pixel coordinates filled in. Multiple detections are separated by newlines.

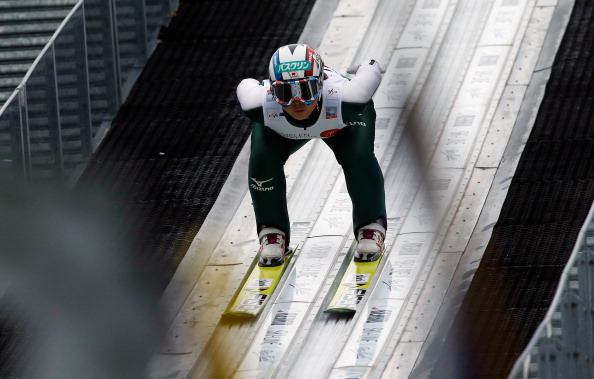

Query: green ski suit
left=238, top=64, right=386, bottom=245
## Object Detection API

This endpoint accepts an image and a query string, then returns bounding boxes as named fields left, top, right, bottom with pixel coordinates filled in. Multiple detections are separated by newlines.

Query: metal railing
left=0, top=0, right=177, bottom=185
left=509, top=203, right=594, bottom=378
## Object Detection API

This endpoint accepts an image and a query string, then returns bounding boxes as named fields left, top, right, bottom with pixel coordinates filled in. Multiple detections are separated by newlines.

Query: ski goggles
left=270, top=77, right=321, bottom=107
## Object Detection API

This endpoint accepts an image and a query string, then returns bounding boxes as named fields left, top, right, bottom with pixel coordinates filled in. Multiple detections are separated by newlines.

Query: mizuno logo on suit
left=250, top=177, right=274, bottom=191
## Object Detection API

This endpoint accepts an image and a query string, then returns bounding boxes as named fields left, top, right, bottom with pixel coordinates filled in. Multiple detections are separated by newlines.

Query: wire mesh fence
left=0, top=0, right=177, bottom=186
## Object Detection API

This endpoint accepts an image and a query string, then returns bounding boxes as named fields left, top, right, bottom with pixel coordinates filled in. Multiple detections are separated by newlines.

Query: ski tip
left=223, top=310, right=260, bottom=318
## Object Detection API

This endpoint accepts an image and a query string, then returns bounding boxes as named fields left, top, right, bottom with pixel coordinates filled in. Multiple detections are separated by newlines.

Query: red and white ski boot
left=354, top=223, right=385, bottom=262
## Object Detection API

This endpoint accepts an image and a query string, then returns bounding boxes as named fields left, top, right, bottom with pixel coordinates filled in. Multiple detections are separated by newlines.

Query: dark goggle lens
left=299, top=81, right=314, bottom=100
left=280, top=83, right=294, bottom=103
left=272, top=78, right=320, bottom=106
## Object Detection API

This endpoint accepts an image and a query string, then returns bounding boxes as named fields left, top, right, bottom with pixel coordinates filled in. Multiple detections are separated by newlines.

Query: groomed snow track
left=146, top=0, right=576, bottom=378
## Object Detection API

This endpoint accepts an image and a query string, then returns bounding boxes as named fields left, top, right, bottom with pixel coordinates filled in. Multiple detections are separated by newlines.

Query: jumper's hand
left=346, top=59, right=385, bottom=75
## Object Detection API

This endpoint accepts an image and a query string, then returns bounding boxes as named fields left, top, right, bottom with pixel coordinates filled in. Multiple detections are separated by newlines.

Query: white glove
left=346, top=59, right=385, bottom=75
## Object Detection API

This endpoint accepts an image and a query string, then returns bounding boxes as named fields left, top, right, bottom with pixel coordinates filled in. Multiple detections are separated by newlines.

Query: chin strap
left=315, top=98, right=322, bottom=113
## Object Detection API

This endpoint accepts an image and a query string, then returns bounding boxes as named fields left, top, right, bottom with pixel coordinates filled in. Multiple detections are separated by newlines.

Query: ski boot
left=354, top=222, right=385, bottom=262
left=258, top=227, right=288, bottom=267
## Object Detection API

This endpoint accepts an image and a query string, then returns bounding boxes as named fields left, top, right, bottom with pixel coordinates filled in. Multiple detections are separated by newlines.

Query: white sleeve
left=237, top=78, right=264, bottom=111
left=342, top=60, right=382, bottom=103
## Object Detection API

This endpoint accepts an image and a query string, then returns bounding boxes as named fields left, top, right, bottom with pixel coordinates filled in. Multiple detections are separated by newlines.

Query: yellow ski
left=325, top=247, right=385, bottom=313
left=225, top=249, right=295, bottom=317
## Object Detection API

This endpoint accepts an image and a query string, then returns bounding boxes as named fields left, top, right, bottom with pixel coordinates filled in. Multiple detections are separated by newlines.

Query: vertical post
left=109, top=0, right=122, bottom=100
left=137, top=0, right=149, bottom=61
left=84, top=0, right=121, bottom=130
left=170, top=0, right=179, bottom=14
left=18, top=87, right=31, bottom=182
left=114, top=0, right=148, bottom=88
left=48, top=44, right=64, bottom=181
left=538, top=336, right=564, bottom=379
left=565, top=290, right=585, bottom=376
left=3, top=94, right=26, bottom=182
left=76, top=3, right=93, bottom=158
left=578, top=249, right=594, bottom=378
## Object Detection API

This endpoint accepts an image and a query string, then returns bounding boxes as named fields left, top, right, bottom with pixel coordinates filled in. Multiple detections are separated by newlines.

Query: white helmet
left=268, top=44, right=324, bottom=106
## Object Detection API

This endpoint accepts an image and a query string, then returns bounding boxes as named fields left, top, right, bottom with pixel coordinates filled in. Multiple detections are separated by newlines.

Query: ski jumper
left=237, top=62, right=386, bottom=245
